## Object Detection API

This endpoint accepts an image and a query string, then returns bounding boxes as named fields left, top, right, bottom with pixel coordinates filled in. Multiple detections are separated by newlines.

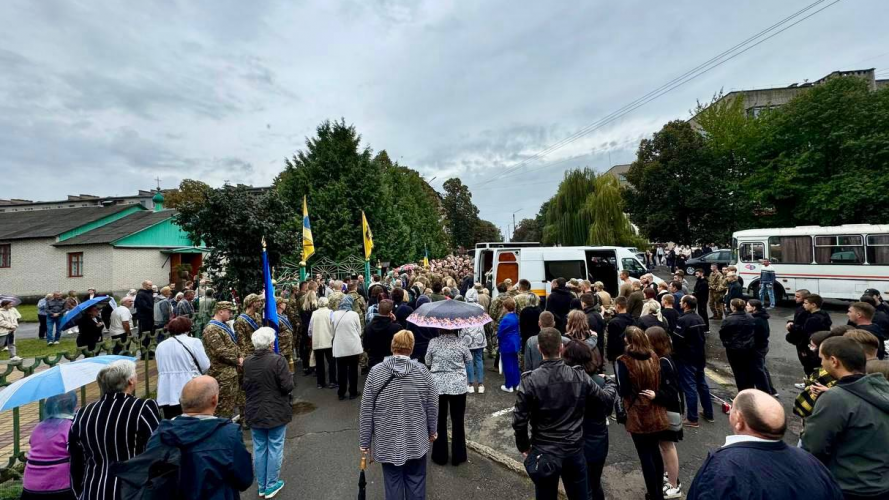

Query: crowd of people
left=10, top=254, right=889, bottom=500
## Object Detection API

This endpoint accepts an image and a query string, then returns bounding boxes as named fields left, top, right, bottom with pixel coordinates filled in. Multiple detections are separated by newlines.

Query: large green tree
left=441, top=178, right=480, bottom=250
left=587, top=174, right=645, bottom=247
left=542, top=168, right=598, bottom=245
left=174, top=184, right=297, bottom=298
left=512, top=217, right=542, bottom=242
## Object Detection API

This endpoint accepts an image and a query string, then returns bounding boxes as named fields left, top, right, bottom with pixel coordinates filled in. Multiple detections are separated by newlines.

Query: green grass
left=0, top=338, right=78, bottom=360
left=13, top=304, right=37, bottom=323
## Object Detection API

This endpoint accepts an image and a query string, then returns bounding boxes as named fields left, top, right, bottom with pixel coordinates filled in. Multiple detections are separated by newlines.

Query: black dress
left=76, top=316, right=104, bottom=352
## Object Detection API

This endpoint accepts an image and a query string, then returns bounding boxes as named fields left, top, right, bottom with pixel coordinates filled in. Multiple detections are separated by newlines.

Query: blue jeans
left=466, top=348, right=484, bottom=384
left=46, top=316, right=63, bottom=344
left=252, top=425, right=286, bottom=491
left=676, top=360, right=714, bottom=422
left=759, top=284, right=775, bottom=307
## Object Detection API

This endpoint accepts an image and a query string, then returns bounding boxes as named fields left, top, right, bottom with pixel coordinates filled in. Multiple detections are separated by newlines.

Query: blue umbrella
left=0, top=355, right=136, bottom=411
left=61, top=295, right=112, bottom=330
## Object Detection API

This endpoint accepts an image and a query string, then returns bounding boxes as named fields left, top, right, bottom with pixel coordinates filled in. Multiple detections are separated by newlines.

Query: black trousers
left=695, top=293, right=710, bottom=331
left=726, top=349, right=758, bottom=391
left=754, top=349, right=774, bottom=394
left=314, top=348, right=337, bottom=387
left=529, top=448, right=588, bottom=500
left=432, top=393, right=467, bottom=466
left=38, top=315, right=47, bottom=339
left=631, top=433, right=664, bottom=500
left=299, top=329, right=312, bottom=372
left=111, top=333, right=128, bottom=355
left=587, top=459, right=606, bottom=500
left=336, top=355, right=359, bottom=398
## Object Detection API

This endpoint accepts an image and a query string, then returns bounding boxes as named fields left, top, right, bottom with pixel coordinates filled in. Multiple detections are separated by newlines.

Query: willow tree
left=587, top=174, right=644, bottom=247
left=542, top=168, right=597, bottom=246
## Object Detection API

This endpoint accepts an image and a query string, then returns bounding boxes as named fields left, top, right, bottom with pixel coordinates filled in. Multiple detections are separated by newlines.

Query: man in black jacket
left=720, top=298, right=758, bottom=391
left=847, top=301, right=886, bottom=359
left=513, top=328, right=616, bottom=500
left=723, top=273, right=743, bottom=309
left=788, top=294, right=833, bottom=377
left=674, top=296, right=713, bottom=426
left=785, top=289, right=812, bottom=380
left=134, top=280, right=156, bottom=336
left=363, top=300, right=403, bottom=369
left=693, top=268, right=710, bottom=333
left=545, top=278, right=574, bottom=333
left=606, top=297, right=635, bottom=362
left=865, top=288, right=889, bottom=317
left=581, top=293, right=606, bottom=364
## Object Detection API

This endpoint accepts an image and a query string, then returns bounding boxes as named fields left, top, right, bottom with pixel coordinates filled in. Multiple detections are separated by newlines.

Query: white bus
left=732, top=224, right=889, bottom=302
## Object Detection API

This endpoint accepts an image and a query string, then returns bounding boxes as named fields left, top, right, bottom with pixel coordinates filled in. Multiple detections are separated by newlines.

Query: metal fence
left=0, top=318, right=209, bottom=500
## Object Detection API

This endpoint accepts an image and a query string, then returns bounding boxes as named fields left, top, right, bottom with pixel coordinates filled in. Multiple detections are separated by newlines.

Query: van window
left=544, top=260, right=585, bottom=281
left=621, top=258, right=646, bottom=275
left=739, top=242, right=764, bottom=262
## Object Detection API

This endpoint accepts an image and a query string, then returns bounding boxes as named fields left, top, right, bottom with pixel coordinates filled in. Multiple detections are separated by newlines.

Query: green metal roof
left=112, top=216, right=199, bottom=248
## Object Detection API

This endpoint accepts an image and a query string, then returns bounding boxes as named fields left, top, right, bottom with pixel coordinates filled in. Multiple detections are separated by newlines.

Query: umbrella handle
left=360, top=451, right=368, bottom=470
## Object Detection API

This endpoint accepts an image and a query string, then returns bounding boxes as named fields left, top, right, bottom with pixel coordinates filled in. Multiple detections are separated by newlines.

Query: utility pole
left=511, top=209, right=522, bottom=241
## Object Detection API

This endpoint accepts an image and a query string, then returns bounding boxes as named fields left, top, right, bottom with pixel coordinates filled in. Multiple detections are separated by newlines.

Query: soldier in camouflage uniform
left=708, top=264, right=727, bottom=320
left=346, top=282, right=368, bottom=329
left=234, top=294, right=263, bottom=357
left=327, top=281, right=345, bottom=311
left=201, top=301, right=242, bottom=418
left=275, top=299, right=295, bottom=372
left=487, top=282, right=509, bottom=358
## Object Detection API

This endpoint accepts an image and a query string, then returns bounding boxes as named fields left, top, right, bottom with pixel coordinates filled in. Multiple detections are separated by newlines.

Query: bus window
left=867, top=234, right=889, bottom=265
left=815, top=235, right=864, bottom=264
left=739, top=242, right=764, bottom=262
left=544, top=260, right=585, bottom=281
left=768, top=236, right=813, bottom=264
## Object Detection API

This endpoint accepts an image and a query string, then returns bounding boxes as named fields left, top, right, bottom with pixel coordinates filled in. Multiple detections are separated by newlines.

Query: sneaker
left=683, top=419, right=700, bottom=428
left=664, top=482, right=682, bottom=499
left=500, top=385, right=514, bottom=393
left=703, top=416, right=715, bottom=423
left=2, top=347, right=7, bottom=351
left=663, top=472, right=669, bottom=486
left=771, top=391, right=780, bottom=398
left=327, top=383, right=339, bottom=389
left=8, top=356, right=22, bottom=362
left=264, top=480, right=285, bottom=499
left=477, top=385, right=485, bottom=394
left=467, top=385, right=475, bottom=393
left=316, top=384, right=323, bottom=389
left=258, top=488, right=266, bottom=498
left=794, top=382, right=806, bottom=390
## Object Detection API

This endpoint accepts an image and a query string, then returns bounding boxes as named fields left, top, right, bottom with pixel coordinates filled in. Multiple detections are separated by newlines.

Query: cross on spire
left=155, top=177, right=161, bottom=190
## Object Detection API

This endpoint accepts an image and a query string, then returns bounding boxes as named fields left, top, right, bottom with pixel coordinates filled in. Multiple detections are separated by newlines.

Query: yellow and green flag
left=302, top=196, right=315, bottom=262
left=362, top=211, right=374, bottom=260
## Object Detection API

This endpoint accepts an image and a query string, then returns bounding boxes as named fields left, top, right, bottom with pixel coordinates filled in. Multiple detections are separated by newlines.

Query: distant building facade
left=605, top=164, right=631, bottom=187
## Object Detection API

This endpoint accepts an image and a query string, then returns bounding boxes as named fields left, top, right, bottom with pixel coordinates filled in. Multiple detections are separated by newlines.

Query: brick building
left=0, top=192, right=206, bottom=300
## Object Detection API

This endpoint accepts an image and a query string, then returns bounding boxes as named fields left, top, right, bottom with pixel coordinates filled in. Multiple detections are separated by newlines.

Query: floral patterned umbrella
left=407, top=300, right=492, bottom=330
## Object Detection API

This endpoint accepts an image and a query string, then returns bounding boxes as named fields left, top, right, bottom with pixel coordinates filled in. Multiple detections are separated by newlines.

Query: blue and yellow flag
left=362, top=211, right=374, bottom=261
left=302, top=196, right=315, bottom=262
left=262, top=238, right=279, bottom=353
left=423, top=244, right=429, bottom=268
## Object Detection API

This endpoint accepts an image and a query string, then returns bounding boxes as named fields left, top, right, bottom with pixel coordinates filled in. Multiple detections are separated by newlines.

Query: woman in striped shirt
left=359, top=330, right=438, bottom=499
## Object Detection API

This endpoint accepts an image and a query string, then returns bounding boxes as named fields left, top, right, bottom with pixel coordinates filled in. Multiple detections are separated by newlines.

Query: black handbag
left=523, top=449, right=563, bottom=482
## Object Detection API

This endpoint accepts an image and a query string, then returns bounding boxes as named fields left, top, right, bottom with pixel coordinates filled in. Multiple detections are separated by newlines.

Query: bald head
left=179, top=376, right=219, bottom=415
left=731, top=389, right=786, bottom=440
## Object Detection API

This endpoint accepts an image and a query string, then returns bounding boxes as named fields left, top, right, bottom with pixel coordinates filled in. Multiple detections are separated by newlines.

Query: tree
left=512, top=217, right=542, bottom=242
left=174, top=185, right=297, bottom=299
left=587, top=174, right=646, bottom=247
left=744, top=77, right=889, bottom=226
left=441, top=178, right=480, bottom=250
left=542, top=168, right=597, bottom=245
left=162, top=179, right=212, bottom=210
left=474, top=220, right=503, bottom=243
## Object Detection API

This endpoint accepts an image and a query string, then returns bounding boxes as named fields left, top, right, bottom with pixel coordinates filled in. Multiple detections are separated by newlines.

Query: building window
left=0, top=244, right=9, bottom=268
left=739, top=242, right=764, bottom=262
left=67, top=252, right=83, bottom=277
left=867, top=234, right=889, bottom=265
left=815, top=235, right=864, bottom=264
left=768, top=236, right=813, bottom=264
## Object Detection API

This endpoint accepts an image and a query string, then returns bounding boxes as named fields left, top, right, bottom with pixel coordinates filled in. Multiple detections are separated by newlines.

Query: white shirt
left=155, top=334, right=211, bottom=406
left=723, top=434, right=781, bottom=447
left=108, top=306, right=133, bottom=336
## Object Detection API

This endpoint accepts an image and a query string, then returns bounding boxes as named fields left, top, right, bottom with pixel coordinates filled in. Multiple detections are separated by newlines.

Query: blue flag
left=262, top=241, right=279, bottom=353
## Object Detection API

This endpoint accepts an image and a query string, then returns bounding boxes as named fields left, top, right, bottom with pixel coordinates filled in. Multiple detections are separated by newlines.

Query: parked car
left=684, top=249, right=732, bottom=276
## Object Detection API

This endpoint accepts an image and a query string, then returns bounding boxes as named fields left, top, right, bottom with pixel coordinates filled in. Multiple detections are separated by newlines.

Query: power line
left=473, top=0, right=840, bottom=189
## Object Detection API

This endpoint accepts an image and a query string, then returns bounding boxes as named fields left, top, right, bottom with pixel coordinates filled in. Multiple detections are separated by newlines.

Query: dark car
left=684, top=250, right=732, bottom=276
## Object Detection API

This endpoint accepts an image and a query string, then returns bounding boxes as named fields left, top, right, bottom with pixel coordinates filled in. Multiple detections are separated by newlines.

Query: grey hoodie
left=802, top=373, right=889, bottom=496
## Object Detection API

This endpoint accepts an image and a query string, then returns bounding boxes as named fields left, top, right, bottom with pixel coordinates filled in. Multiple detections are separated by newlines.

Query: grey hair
left=252, top=327, right=277, bottom=351
left=97, top=360, right=137, bottom=395
left=318, top=296, right=329, bottom=308
left=45, top=391, right=78, bottom=417
left=527, top=292, right=540, bottom=307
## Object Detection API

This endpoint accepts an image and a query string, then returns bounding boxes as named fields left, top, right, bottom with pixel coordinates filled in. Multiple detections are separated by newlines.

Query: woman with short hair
left=243, top=327, right=294, bottom=499
left=332, top=296, right=363, bottom=400
left=155, top=316, right=210, bottom=419
left=426, top=328, right=472, bottom=466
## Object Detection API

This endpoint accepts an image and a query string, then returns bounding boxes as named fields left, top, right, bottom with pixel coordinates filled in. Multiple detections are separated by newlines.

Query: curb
left=462, top=435, right=569, bottom=499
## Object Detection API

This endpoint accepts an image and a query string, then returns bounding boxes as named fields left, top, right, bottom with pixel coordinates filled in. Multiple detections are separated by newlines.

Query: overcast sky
left=1, top=0, right=887, bottom=234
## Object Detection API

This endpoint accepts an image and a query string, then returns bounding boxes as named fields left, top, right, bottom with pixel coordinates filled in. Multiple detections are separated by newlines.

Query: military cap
left=214, top=301, right=237, bottom=314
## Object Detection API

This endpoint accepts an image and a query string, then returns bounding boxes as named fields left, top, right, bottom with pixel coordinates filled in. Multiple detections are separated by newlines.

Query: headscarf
left=465, top=288, right=479, bottom=304
left=339, top=295, right=354, bottom=311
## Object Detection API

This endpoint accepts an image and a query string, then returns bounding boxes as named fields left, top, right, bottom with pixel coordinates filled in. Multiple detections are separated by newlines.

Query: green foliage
left=276, top=119, right=450, bottom=265
left=542, top=168, right=598, bottom=246
left=173, top=184, right=297, bottom=298
left=587, top=174, right=645, bottom=247
left=13, top=304, right=37, bottom=323
left=162, top=179, right=212, bottom=210
left=442, top=178, right=479, bottom=250
left=512, top=217, right=542, bottom=242
left=475, top=220, right=503, bottom=243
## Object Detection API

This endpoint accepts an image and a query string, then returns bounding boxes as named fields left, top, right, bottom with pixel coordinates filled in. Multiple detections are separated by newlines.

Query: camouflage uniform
left=347, top=291, right=368, bottom=329
left=487, top=294, right=507, bottom=357
left=708, top=270, right=727, bottom=319
left=327, top=291, right=345, bottom=312
left=234, top=312, right=262, bottom=358
left=278, top=317, right=295, bottom=371
left=511, top=290, right=529, bottom=316
left=202, top=321, right=242, bottom=418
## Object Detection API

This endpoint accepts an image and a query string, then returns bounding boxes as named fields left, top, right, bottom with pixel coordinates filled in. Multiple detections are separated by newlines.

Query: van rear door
left=491, top=249, right=521, bottom=297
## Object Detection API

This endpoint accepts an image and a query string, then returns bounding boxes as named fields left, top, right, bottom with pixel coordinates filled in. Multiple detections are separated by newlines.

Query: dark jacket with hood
left=719, top=311, right=755, bottom=351
left=606, top=312, right=635, bottom=362
left=144, top=416, right=253, bottom=500
left=134, top=288, right=155, bottom=327
left=751, top=309, right=770, bottom=354
left=364, top=315, right=403, bottom=366
left=545, top=287, right=574, bottom=332
left=788, top=309, right=831, bottom=347
left=802, top=373, right=889, bottom=497
left=242, top=350, right=294, bottom=429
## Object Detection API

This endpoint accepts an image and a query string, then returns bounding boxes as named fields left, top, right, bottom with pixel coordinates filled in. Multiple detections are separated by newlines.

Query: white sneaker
left=2, top=347, right=7, bottom=351
left=500, top=385, right=514, bottom=393
left=467, top=385, right=475, bottom=394
left=8, top=356, right=22, bottom=362
left=794, top=382, right=806, bottom=390
left=664, top=480, right=682, bottom=499
left=477, top=385, right=485, bottom=394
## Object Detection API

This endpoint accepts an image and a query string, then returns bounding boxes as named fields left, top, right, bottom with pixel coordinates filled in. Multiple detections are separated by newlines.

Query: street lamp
left=511, top=209, right=522, bottom=241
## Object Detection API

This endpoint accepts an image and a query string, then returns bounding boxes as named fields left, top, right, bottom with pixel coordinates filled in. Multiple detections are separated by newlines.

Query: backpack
left=111, top=441, right=184, bottom=500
